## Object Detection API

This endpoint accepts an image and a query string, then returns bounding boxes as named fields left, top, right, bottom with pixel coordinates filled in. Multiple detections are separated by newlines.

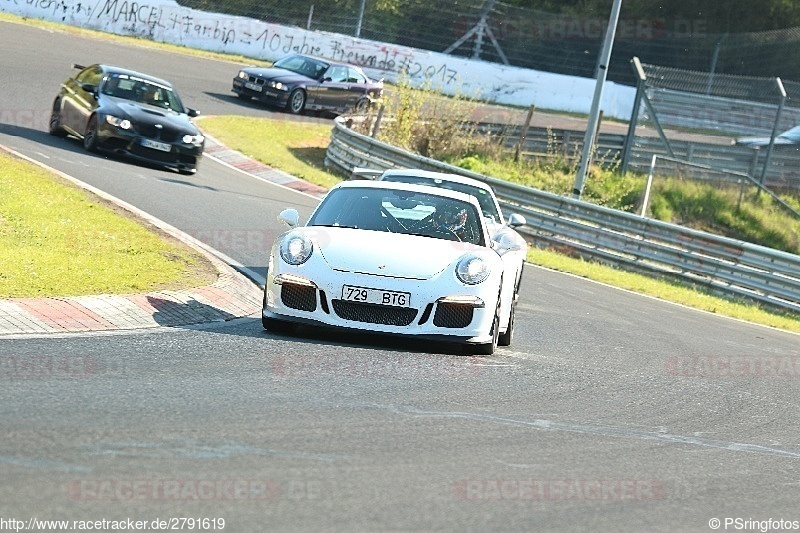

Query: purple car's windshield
left=273, top=56, right=329, bottom=79
left=308, top=187, right=485, bottom=245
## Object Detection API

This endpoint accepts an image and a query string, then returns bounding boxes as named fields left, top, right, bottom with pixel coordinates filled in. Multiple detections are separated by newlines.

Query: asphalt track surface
left=1, top=20, right=799, bottom=532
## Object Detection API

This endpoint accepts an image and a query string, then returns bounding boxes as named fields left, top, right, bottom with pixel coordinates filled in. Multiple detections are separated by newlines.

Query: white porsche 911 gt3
left=262, top=180, right=526, bottom=354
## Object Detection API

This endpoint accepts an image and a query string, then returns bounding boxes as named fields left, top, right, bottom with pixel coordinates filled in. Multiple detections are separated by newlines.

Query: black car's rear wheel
left=287, top=89, right=306, bottom=115
left=48, top=100, right=67, bottom=137
left=83, top=115, right=100, bottom=152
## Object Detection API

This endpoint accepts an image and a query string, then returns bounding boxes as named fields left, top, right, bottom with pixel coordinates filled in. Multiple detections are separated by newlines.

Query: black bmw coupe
left=49, top=64, right=204, bottom=175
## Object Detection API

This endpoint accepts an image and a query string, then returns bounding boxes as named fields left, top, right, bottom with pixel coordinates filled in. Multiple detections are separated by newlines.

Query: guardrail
left=326, top=117, right=800, bottom=313
left=472, top=122, right=800, bottom=190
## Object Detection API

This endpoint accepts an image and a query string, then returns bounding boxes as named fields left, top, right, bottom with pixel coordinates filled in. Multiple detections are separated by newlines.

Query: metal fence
left=326, top=117, right=800, bottom=313
left=467, top=122, right=800, bottom=190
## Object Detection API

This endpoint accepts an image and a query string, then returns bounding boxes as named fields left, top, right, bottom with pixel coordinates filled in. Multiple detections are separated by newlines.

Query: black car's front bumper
left=96, top=122, right=203, bottom=173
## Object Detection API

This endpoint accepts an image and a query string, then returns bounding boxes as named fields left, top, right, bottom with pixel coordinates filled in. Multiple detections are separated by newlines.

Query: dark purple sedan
left=232, top=54, right=383, bottom=115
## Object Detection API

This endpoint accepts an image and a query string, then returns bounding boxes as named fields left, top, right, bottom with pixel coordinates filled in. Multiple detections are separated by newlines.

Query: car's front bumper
left=262, top=261, right=500, bottom=345
left=232, top=78, right=290, bottom=107
left=96, top=122, right=203, bottom=172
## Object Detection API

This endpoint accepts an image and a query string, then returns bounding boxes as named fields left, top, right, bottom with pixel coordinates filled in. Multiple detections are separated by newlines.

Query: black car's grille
left=245, top=75, right=265, bottom=85
left=137, top=124, right=181, bottom=143
left=433, top=302, right=475, bottom=329
left=331, top=300, right=417, bottom=326
left=281, top=284, right=317, bottom=312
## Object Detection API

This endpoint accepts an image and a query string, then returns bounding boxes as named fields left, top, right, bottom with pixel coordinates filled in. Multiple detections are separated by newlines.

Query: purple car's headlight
left=280, top=232, right=313, bottom=265
left=456, top=253, right=490, bottom=285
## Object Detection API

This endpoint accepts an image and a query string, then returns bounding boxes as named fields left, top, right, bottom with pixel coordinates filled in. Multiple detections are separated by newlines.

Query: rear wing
left=351, top=167, right=384, bottom=180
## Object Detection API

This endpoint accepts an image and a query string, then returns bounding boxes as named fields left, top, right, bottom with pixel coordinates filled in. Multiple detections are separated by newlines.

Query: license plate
left=342, top=285, right=411, bottom=307
left=141, top=138, right=171, bottom=152
left=244, top=81, right=262, bottom=92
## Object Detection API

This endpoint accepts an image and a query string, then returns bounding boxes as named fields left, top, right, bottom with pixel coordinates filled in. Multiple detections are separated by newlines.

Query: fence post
left=371, top=104, right=385, bottom=139
left=514, top=105, right=535, bottom=162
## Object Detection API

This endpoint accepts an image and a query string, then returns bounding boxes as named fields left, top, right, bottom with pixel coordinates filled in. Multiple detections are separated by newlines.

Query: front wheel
left=498, top=302, right=515, bottom=347
left=48, top=101, right=67, bottom=137
left=83, top=115, right=99, bottom=152
left=470, top=301, right=500, bottom=356
left=286, top=89, right=306, bottom=115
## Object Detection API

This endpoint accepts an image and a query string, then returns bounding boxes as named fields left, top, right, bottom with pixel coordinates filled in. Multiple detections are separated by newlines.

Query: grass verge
left=199, top=115, right=341, bottom=189
left=0, top=151, right=217, bottom=298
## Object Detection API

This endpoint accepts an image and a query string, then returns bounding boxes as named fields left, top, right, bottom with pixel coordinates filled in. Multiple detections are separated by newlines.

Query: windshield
left=100, top=73, right=186, bottom=113
left=308, top=187, right=485, bottom=246
left=380, top=175, right=501, bottom=223
left=273, top=55, right=329, bottom=80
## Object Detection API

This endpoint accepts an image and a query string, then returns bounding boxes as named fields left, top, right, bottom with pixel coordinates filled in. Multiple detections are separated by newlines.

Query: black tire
left=498, top=302, right=515, bottom=347
left=353, top=97, right=371, bottom=113
left=286, top=89, right=306, bottom=115
left=470, top=300, right=500, bottom=356
left=48, top=100, right=67, bottom=137
left=178, top=168, right=197, bottom=176
left=83, top=115, right=99, bottom=152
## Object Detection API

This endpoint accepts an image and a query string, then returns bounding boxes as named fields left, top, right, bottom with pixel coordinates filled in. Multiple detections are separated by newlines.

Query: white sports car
left=370, top=168, right=528, bottom=327
left=262, top=180, right=527, bottom=354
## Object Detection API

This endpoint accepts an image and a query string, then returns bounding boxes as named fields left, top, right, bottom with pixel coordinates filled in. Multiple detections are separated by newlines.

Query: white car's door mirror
left=278, top=208, right=300, bottom=228
left=507, top=213, right=526, bottom=228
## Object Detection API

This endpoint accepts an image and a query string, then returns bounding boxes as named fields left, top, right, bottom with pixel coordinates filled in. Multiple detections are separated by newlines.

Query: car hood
left=305, top=227, right=484, bottom=280
left=103, top=97, right=197, bottom=133
left=245, top=67, right=311, bottom=83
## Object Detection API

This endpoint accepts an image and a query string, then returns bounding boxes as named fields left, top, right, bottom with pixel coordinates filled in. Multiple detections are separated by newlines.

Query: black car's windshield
left=273, top=55, right=329, bottom=80
left=308, top=187, right=485, bottom=246
left=101, top=73, right=186, bottom=113
left=381, top=175, right=501, bottom=222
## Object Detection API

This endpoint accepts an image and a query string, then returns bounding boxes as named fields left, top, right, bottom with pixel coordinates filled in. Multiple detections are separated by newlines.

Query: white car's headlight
left=280, top=232, right=313, bottom=265
left=182, top=134, right=205, bottom=145
left=456, top=253, right=491, bottom=285
left=106, top=115, right=131, bottom=130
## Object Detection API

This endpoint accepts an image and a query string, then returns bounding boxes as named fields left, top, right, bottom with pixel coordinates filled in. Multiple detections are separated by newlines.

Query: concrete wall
left=2, top=0, right=636, bottom=119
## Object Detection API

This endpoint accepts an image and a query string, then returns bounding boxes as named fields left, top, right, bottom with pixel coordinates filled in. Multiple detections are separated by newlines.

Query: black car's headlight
left=237, top=71, right=249, bottom=79
left=456, top=253, right=491, bottom=285
left=182, top=134, right=205, bottom=145
left=279, top=232, right=313, bottom=265
left=268, top=81, right=288, bottom=91
left=106, top=115, right=132, bottom=130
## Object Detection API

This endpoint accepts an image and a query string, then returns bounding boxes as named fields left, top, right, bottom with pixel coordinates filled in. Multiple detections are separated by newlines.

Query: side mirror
left=278, top=208, right=300, bottom=228
left=322, top=77, right=332, bottom=83
left=507, top=213, right=526, bottom=228
left=80, top=83, right=98, bottom=94
left=187, top=108, right=200, bottom=118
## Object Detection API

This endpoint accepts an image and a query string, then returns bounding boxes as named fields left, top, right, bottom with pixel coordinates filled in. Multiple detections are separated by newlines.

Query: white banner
left=2, top=0, right=635, bottom=118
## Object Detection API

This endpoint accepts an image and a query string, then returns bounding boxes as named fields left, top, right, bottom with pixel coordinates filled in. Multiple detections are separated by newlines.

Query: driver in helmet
left=142, top=84, right=161, bottom=105
left=431, top=203, right=470, bottom=241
